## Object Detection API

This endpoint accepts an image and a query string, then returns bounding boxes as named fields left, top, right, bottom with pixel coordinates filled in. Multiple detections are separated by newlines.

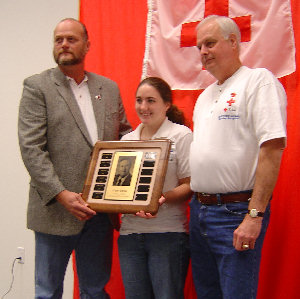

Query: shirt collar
left=66, top=74, right=88, bottom=86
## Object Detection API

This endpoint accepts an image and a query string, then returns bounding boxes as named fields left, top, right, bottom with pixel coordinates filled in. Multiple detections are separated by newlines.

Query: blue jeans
left=35, top=213, right=113, bottom=299
left=189, top=196, right=270, bottom=299
left=118, top=232, right=190, bottom=299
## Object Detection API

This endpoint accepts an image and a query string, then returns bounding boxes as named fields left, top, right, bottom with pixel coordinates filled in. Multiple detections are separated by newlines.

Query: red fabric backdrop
left=74, top=0, right=300, bottom=298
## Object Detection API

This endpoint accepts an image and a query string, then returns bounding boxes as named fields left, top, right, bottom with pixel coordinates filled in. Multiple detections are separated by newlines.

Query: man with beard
left=18, top=18, right=131, bottom=298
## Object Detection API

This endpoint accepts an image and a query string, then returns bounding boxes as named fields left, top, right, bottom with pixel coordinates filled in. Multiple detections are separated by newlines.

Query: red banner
left=78, top=1, right=300, bottom=298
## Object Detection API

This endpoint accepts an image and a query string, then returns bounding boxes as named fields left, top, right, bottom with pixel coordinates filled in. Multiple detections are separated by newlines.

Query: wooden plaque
left=82, top=139, right=171, bottom=214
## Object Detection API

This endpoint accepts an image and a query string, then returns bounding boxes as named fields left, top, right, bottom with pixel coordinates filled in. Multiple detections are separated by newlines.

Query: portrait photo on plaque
left=105, top=151, right=143, bottom=201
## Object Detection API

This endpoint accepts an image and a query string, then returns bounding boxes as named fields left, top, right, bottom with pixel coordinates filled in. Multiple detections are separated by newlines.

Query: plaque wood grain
left=82, top=139, right=171, bottom=214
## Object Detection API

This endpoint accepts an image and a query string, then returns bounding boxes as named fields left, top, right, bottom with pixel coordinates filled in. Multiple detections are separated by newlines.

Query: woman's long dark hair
left=136, top=77, right=186, bottom=125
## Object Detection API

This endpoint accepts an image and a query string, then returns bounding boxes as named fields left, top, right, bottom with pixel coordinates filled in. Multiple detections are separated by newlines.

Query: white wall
left=0, top=1, right=79, bottom=298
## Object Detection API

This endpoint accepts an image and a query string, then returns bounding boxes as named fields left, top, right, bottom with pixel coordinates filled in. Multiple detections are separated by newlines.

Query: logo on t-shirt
left=219, top=92, right=240, bottom=120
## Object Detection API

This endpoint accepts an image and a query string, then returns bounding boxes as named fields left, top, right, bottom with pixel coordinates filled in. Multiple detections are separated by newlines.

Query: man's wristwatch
left=248, top=208, right=264, bottom=218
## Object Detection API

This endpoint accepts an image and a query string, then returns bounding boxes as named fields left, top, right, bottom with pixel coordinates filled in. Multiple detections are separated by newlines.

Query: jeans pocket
left=223, top=202, right=248, bottom=217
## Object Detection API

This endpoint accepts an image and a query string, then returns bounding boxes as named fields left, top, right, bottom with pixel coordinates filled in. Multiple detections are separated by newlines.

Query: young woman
left=118, top=77, right=193, bottom=299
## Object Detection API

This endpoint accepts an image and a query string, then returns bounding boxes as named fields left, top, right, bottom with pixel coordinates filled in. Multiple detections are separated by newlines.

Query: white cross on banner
left=142, top=0, right=296, bottom=90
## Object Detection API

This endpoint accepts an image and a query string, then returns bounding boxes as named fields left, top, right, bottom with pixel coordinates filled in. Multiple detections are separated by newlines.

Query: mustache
left=58, top=50, right=73, bottom=55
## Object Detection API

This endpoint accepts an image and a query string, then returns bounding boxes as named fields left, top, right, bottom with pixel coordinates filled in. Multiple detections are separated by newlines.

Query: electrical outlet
left=17, top=247, right=25, bottom=264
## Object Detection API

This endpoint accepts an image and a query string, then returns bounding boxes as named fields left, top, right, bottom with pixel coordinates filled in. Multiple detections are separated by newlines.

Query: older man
left=18, top=18, right=131, bottom=298
left=113, top=157, right=132, bottom=186
left=189, top=15, right=286, bottom=299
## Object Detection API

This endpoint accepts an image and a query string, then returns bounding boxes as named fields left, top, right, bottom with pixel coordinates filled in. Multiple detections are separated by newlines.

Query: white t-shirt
left=190, top=66, right=287, bottom=194
left=120, top=118, right=193, bottom=234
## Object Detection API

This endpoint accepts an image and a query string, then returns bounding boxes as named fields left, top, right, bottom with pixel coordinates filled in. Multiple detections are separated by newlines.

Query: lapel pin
left=95, top=94, right=102, bottom=101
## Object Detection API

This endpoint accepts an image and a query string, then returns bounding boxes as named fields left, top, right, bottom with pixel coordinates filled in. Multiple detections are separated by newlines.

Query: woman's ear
left=165, top=102, right=171, bottom=112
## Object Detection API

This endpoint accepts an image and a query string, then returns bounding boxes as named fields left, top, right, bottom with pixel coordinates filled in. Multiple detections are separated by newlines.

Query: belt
left=196, top=190, right=252, bottom=205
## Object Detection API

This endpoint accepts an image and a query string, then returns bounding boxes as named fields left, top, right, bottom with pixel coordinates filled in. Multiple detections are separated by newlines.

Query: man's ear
left=85, top=40, right=91, bottom=54
left=229, top=33, right=238, bottom=49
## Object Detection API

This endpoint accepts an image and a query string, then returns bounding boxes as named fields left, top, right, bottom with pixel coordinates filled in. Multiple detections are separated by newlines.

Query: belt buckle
left=200, top=192, right=211, bottom=197
left=197, top=192, right=212, bottom=204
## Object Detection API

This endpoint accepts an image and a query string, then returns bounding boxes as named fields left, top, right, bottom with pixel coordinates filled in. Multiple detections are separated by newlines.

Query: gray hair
left=197, top=15, right=241, bottom=44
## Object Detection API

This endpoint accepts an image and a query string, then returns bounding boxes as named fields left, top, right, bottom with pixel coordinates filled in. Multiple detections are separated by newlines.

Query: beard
left=53, top=51, right=84, bottom=66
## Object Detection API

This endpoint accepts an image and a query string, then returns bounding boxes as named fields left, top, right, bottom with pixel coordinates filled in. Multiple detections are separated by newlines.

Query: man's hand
left=233, top=215, right=263, bottom=251
left=56, top=190, right=96, bottom=221
left=233, top=138, right=285, bottom=251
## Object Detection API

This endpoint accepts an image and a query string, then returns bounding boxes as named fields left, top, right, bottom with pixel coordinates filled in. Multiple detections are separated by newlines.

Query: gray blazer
left=18, top=67, right=131, bottom=236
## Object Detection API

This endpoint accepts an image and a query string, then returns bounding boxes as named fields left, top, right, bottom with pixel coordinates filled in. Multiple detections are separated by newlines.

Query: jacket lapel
left=87, top=73, right=105, bottom=141
left=51, top=68, right=94, bottom=146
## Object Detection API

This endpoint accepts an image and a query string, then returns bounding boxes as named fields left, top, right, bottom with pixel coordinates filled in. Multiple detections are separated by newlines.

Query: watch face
left=250, top=209, right=258, bottom=217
